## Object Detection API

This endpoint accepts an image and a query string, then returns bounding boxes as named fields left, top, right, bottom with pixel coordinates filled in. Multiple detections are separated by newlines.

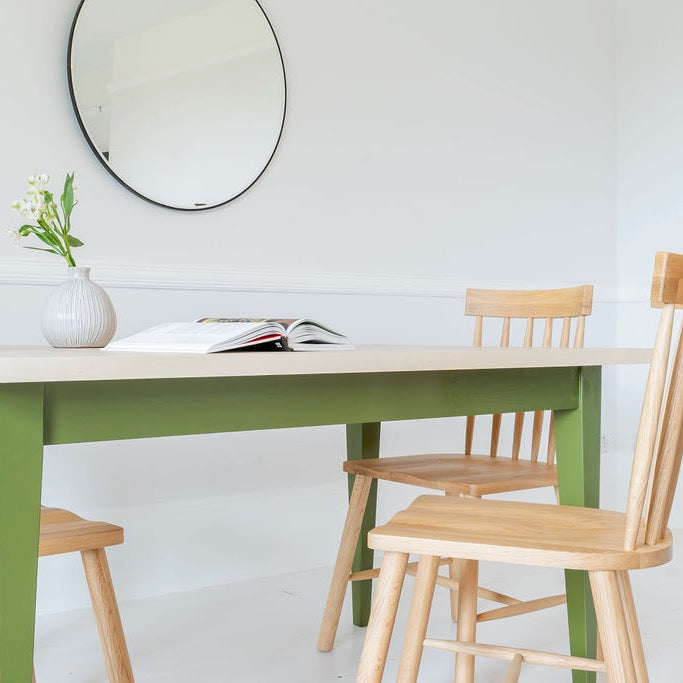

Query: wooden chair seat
left=345, top=454, right=557, bottom=497
left=369, top=495, right=673, bottom=571
left=35, top=506, right=133, bottom=683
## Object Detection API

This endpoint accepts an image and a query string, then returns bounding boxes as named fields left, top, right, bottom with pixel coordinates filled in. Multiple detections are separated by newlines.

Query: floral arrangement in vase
left=8, top=173, right=116, bottom=348
left=9, top=173, right=83, bottom=265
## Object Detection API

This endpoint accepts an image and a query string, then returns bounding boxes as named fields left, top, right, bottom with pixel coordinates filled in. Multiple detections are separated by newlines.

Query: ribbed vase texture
left=42, top=266, right=117, bottom=348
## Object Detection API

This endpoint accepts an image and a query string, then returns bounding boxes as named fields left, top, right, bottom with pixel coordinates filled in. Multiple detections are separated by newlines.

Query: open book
left=103, top=318, right=352, bottom=353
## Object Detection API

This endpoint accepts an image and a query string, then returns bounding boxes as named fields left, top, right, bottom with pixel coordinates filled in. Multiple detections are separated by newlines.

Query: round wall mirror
left=68, top=0, right=286, bottom=210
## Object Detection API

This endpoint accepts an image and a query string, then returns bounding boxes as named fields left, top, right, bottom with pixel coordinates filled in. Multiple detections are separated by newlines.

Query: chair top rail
left=465, top=285, right=593, bottom=319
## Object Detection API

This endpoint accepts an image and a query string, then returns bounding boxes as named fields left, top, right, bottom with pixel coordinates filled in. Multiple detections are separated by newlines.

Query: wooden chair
left=36, top=506, right=134, bottom=683
left=318, top=285, right=593, bottom=651
left=355, top=251, right=682, bottom=682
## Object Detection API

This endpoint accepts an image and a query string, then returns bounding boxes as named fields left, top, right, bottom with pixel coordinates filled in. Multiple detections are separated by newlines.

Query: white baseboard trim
left=0, top=259, right=634, bottom=301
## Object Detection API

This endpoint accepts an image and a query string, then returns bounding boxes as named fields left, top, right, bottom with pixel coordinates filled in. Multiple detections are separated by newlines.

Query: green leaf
left=32, top=222, right=63, bottom=250
left=66, top=235, right=84, bottom=247
left=23, top=246, right=61, bottom=255
left=19, top=225, right=57, bottom=246
left=61, top=172, right=75, bottom=221
left=23, top=228, right=66, bottom=254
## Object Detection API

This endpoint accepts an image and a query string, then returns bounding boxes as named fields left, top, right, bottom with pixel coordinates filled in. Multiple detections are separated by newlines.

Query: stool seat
left=39, top=506, right=123, bottom=556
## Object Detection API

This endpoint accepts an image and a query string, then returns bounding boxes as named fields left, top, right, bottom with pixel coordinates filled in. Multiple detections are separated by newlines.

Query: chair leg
left=589, top=570, right=636, bottom=683
left=448, top=559, right=459, bottom=620
left=356, top=551, right=409, bottom=683
left=445, top=493, right=465, bottom=621
left=318, top=474, right=373, bottom=651
left=397, top=555, right=440, bottom=682
left=80, top=548, right=134, bottom=683
left=503, top=653, right=523, bottom=683
left=617, top=571, right=649, bottom=682
left=454, top=559, right=479, bottom=683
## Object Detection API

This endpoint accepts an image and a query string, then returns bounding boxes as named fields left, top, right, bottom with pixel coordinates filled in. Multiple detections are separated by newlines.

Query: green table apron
left=0, top=365, right=600, bottom=683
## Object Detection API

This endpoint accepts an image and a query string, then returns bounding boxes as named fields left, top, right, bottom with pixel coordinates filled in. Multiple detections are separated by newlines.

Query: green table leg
left=346, top=422, right=380, bottom=627
left=0, top=384, right=44, bottom=683
left=554, top=366, right=601, bottom=683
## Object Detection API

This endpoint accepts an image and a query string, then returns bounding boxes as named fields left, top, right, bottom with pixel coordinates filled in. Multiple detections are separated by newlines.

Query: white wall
left=0, top=0, right=621, bottom=614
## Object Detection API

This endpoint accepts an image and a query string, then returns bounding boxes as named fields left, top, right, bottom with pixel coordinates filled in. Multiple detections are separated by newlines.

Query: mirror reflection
left=68, top=0, right=286, bottom=210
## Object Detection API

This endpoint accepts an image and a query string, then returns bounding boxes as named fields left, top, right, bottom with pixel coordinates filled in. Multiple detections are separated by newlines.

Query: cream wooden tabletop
left=0, top=345, right=651, bottom=384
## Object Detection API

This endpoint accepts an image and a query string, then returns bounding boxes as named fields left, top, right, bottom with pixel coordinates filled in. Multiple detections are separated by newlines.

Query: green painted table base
left=0, top=365, right=599, bottom=683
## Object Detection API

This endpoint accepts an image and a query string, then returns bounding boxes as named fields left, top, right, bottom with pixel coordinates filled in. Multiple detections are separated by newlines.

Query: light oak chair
left=355, top=251, right=682, bottom=682
left=318, top=285, right=593, bottom=651
left=36, top=506, right=134, bottom=683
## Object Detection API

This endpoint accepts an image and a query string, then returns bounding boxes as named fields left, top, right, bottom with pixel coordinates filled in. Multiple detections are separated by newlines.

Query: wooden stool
left=36, top=506, right=134, bottom=682
left=318, top=285, right=593, bottom=651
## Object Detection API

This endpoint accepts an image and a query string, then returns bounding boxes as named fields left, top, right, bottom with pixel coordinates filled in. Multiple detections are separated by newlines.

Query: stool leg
left=454, top=559, right=479, bottom=683
left=356, top=551, right=409, bottom=683
left=397, top=555, right=440, bottom=682
left=81, top=548, right=134, bottom=683
left=318, top=475, right=372, bottom=651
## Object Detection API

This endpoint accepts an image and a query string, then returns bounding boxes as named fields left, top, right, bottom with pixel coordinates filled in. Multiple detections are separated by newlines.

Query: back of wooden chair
left=463, top=285, right=594, bottom=465
left=625, top=252, right=683, bottom=550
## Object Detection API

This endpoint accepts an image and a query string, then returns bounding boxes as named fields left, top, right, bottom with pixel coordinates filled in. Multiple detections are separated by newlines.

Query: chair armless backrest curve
left=465, top=286, right=594, bottom=319
left=462, top=285, right=594, bottom=464
left=625, top=252, right=683, bottom=550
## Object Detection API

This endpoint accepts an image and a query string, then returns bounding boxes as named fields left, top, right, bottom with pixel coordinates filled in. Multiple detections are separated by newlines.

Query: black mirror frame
left=66, top=0, right=287, bottom=211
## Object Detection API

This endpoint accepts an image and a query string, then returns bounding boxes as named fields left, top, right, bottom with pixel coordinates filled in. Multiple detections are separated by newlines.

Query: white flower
left=15, top=199, right=33, bottom=218
left=15, top=197, right=42, bottom=219
left=27, top=174, right=49, bottom=188
left=7, top=228, right=22, bottom=247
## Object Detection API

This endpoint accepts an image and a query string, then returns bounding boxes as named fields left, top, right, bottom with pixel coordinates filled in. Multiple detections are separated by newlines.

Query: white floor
left=35, top=555, right=683, bottom=682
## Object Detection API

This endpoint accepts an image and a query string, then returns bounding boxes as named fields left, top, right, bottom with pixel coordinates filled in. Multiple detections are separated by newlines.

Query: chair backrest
left=625, top=252, right=683, bottom=550
left=463, top=285, right=594, bottom=465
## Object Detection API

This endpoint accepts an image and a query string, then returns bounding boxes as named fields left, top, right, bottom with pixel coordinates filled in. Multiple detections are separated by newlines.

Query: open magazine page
left=104, top=321, right=285, bottom=353
left=197, top=317, right=294, bottom=329
left=286, top=320, right=348, bottom=344
left=197, top=317, right=352, bottom=349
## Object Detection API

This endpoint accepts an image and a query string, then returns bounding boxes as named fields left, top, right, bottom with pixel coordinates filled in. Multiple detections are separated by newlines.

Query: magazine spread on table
left=103, top=318, right=353, bottom=353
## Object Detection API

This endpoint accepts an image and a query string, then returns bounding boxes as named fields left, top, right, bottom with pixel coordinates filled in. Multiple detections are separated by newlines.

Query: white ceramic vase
left=41, top=266, right=117, bottom=348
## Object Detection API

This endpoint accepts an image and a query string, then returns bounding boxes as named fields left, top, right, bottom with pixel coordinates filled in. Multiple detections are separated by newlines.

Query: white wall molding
left=0, top=259, right=628, bottom=302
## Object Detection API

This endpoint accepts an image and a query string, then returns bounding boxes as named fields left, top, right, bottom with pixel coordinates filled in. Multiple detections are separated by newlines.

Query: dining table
left=0, top=344, right=650, bottom=683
